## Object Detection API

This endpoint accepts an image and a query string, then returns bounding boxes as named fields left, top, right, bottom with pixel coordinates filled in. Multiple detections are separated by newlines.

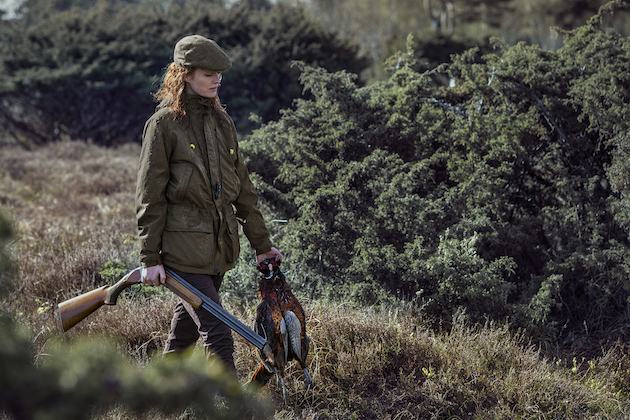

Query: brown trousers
left=162, top=267, right=235, bottom=371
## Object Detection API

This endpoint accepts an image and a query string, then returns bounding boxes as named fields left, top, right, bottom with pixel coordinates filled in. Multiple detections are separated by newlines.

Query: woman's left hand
left=256, top=247, right=283, bottom=263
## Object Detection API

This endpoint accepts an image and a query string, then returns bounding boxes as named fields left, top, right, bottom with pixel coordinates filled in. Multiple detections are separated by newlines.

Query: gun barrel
left=164, top=268, right=267, bottom=350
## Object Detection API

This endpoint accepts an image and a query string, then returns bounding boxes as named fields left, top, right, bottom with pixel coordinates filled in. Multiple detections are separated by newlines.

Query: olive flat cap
left=173, top=35, right=231, bottom=72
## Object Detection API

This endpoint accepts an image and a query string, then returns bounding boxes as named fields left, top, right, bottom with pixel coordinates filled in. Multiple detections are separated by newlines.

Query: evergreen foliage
left=244, top=1, right=630, bottom=346
left=0, top=0, right=368, bottom=145
left=0, top=324, right=269, bottom=419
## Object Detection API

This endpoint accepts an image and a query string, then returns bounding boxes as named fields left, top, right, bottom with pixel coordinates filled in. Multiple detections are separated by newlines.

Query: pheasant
left=248, top=258, right=313, bottom=401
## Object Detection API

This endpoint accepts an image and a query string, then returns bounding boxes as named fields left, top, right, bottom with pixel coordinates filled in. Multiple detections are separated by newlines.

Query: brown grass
left=2, top=141, right=630, bottom=419
left=0, top=141, right=141, bottom=338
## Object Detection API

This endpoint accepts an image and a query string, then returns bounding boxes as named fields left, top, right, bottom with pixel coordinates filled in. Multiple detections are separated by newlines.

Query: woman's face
left=184, top=68, right=222, bottom=98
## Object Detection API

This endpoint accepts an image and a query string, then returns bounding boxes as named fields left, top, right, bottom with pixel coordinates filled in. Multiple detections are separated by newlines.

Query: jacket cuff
left=254, top=240, right=273, bottom=256
left=140, top=252, right=163, bottom=268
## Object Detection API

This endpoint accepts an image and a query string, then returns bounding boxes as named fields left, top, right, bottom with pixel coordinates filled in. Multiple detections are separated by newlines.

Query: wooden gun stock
left=58, top=267, right=205, bottom=333
left=58, top=267, right=142, bottom=332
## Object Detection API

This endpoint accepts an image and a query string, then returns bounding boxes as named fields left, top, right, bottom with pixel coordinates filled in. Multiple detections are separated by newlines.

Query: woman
left=136, top=35, right=282, bottom=372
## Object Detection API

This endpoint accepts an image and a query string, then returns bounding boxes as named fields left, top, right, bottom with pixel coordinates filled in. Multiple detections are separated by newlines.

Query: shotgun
left=58, top=267, right=272, bottom=359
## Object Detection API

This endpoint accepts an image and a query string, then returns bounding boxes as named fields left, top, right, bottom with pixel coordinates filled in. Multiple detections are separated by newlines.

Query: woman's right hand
left=142, top=264, right=166, bottom=287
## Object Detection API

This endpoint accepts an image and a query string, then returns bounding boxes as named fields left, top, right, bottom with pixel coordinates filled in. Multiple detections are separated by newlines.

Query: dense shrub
left=0, top=319, right=269, bottom=419
left=243, top=1, right=630, bottom=349
left=0, top=0, right=368, bottom=145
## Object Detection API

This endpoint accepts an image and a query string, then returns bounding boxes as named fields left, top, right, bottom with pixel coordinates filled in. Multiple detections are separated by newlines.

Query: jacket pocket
left=166, top=163, right=193, bottom=202
left=162, top=204, right=215, bottom=269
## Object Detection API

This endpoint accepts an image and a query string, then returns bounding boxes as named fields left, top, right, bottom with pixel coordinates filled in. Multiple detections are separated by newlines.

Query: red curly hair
left=154, top=63, right=227, bottom=120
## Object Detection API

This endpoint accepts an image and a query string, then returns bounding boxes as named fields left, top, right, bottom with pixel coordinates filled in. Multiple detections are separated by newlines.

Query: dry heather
left=1, top=141, right=630, bottom=419
left=0, top=142, right=142, bottom=334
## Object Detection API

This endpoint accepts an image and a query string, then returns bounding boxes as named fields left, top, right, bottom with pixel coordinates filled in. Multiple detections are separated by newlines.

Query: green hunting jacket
left=136, top=94, right=272, bottom=275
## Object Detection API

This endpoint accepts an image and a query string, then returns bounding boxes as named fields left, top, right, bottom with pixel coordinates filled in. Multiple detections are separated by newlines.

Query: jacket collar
left=184, top=94, right=214, bottom=114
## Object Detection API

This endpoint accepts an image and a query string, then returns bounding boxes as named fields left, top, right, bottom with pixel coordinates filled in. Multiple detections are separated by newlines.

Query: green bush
left=243, top=2, right=630, bottom=346
left=0, top=0, right=369, bottom=145
left=0, top=318, right=269, bottom=419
